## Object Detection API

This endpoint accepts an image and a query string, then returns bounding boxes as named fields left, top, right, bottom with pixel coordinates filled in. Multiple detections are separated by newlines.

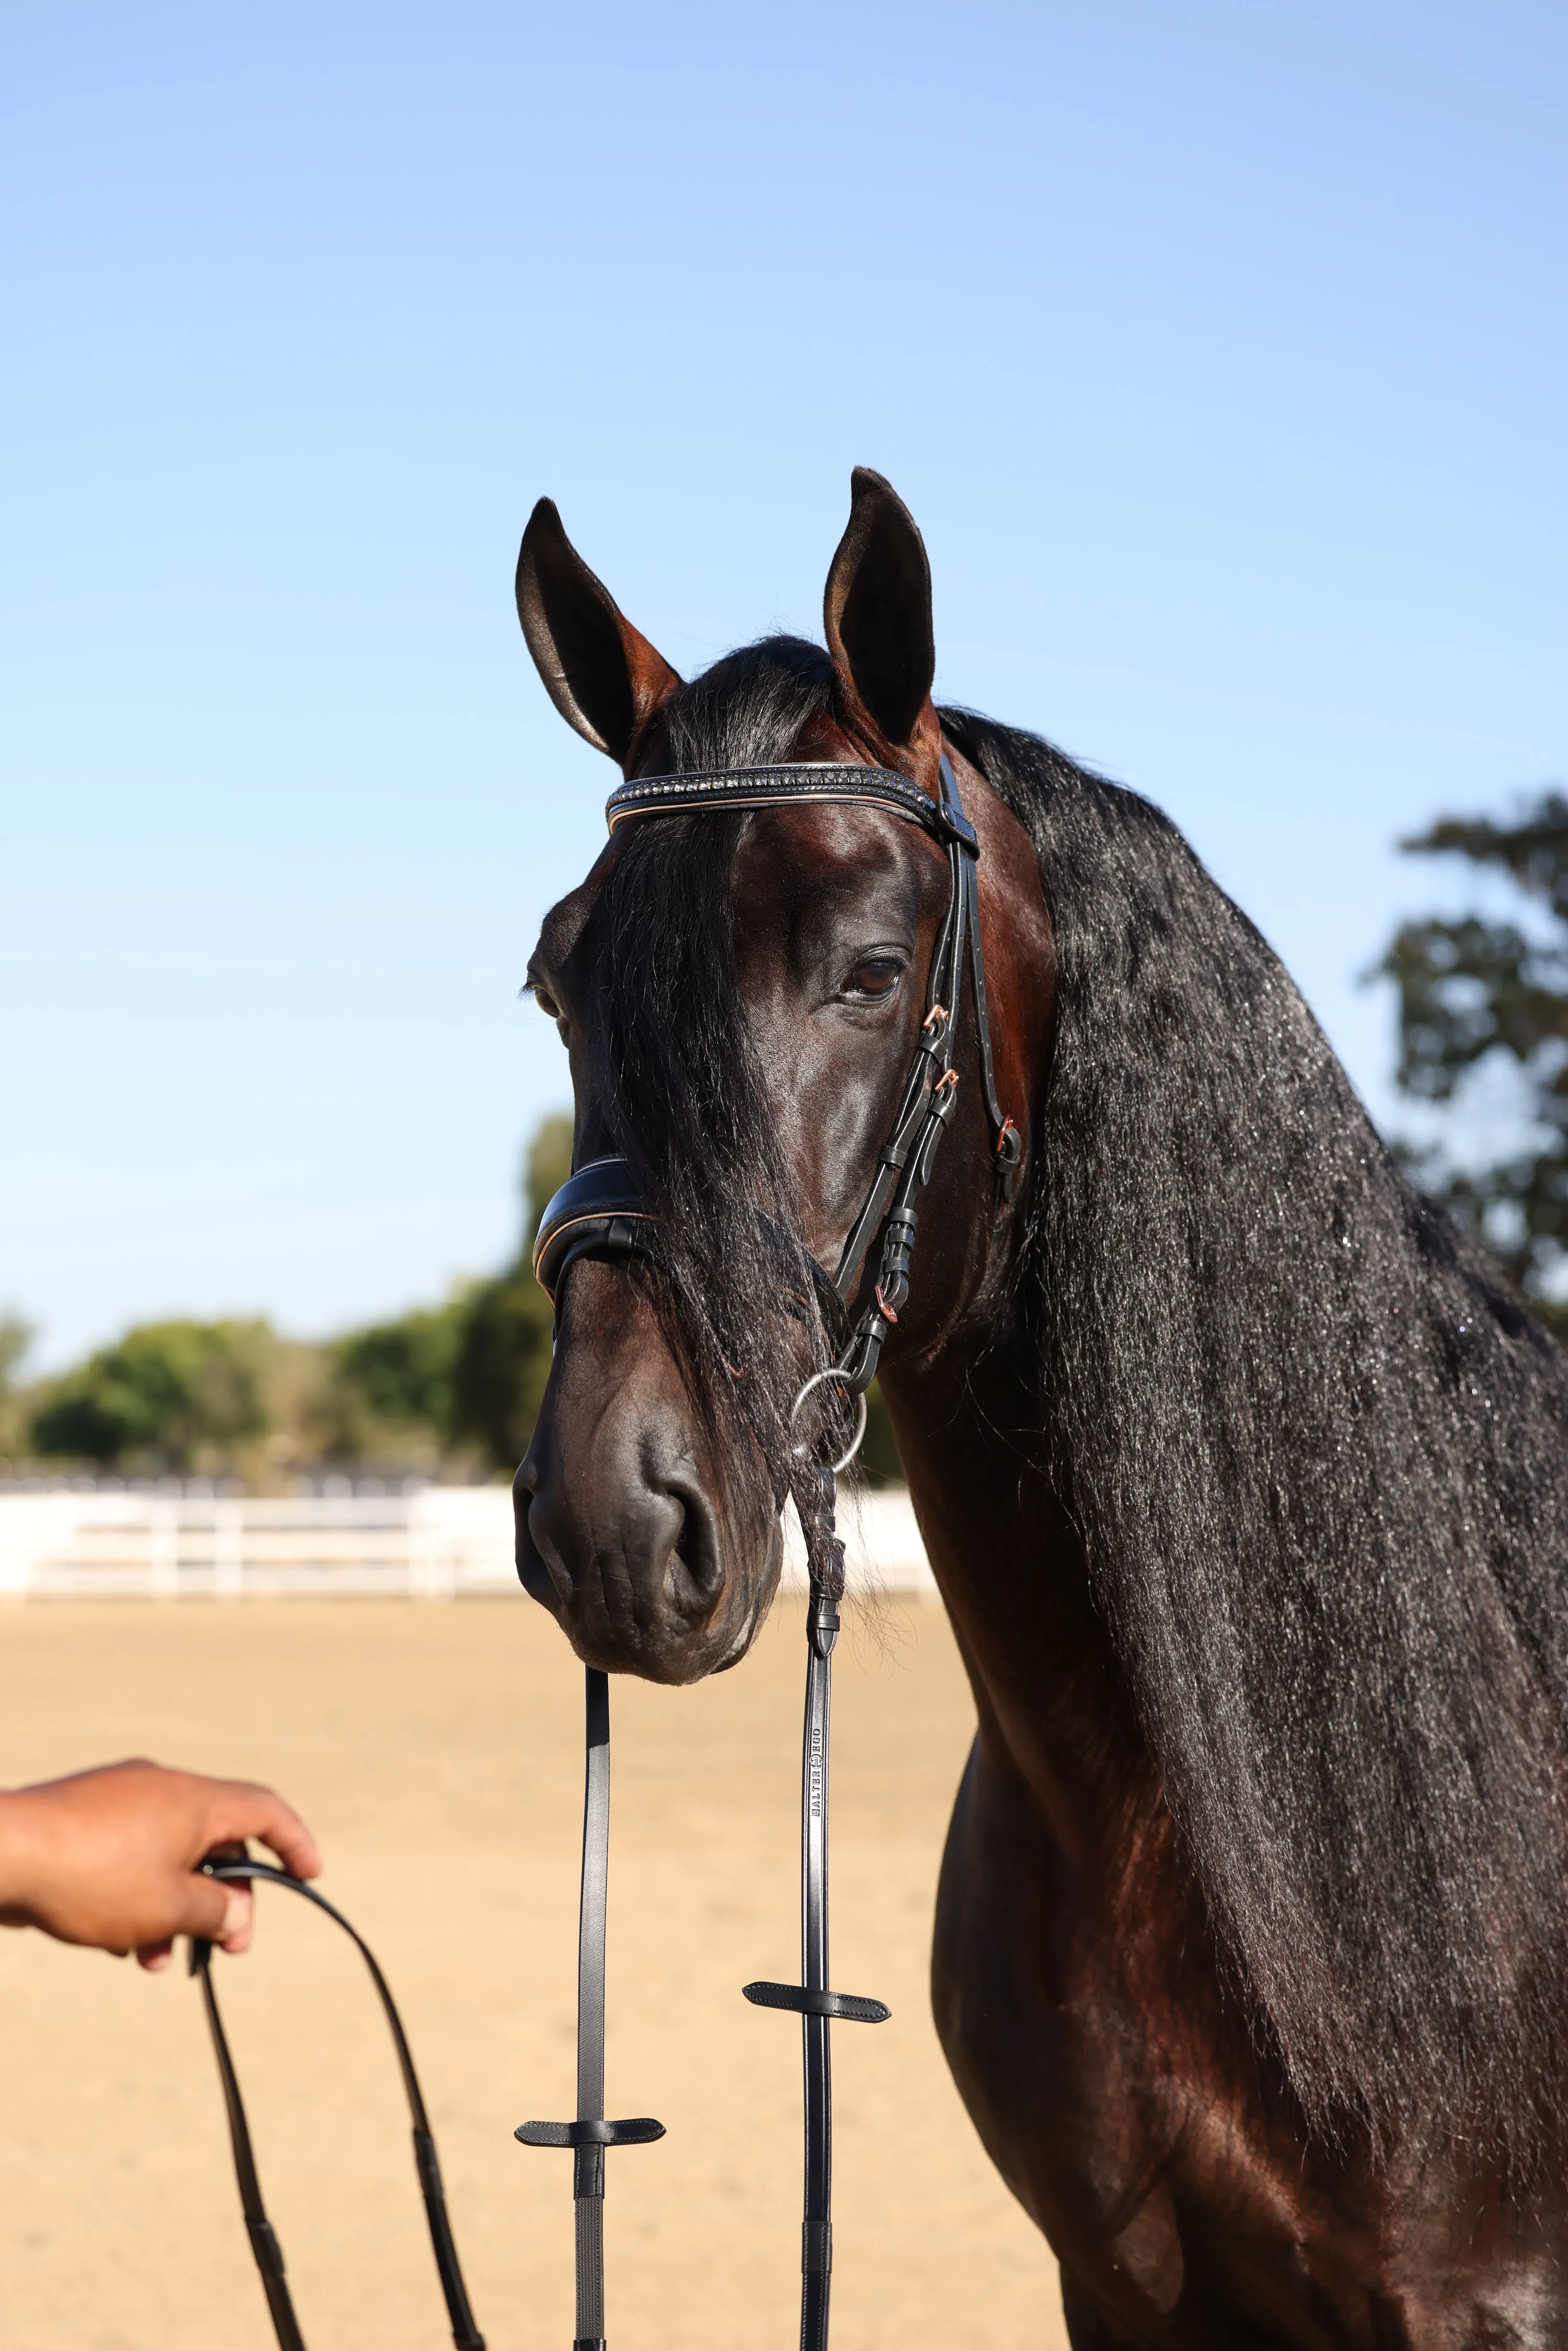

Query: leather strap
left=800, top=1580, right=836, bottom=2351
left=515, top=1670, right=664, bottom=2351
left=532, top=1158, right=654, bottom=1301
left=828, top=824, right=967, bottom=1308
left=606, top=763, right=976, bottom=849
left=741, top=1983, right=891, bottom=2024
left=736, top=1482, right=890, bottom=2351
left=192, top=1861, right=486, bottom=2351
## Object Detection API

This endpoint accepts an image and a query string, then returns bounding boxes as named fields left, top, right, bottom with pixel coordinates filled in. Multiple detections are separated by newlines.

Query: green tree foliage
left=314, top=1301, right=467, bottom=1463
left=1378, top=789, right=1568, bottom=1328
left=29, top=1320, right=273, bottom=1471
left=447, top=1113, right=570, bottom=1471
left=307, top=1123, right=571, bottom=1472
left=447, top=1272, right=553, bottom=1470
left=0, top=1311, right=34, bottom=1459
left=0, top=1311, right=30, bottom=1395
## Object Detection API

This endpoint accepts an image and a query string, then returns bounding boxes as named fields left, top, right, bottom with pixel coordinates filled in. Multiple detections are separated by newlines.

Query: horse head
left=512, top=470, right=1053, bottom=1683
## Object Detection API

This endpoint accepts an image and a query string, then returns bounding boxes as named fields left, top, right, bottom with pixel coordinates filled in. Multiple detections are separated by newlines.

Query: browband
left=606, top=764, right=977, bottom=849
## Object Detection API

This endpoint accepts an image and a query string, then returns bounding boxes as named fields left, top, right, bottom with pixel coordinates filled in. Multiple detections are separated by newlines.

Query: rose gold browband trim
left=605, top=765, right=978, bottom=851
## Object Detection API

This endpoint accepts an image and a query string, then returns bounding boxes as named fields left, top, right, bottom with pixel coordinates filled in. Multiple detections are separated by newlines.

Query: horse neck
left=879, top=1319, right=1160, bottom=1866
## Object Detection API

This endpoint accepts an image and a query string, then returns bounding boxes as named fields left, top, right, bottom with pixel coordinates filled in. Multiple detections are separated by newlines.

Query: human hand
left=0, top=1758, right=320, bottom=1972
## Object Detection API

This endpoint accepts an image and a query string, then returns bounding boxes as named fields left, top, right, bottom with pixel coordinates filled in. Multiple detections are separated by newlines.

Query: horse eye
left=845, top=957, right=902, bottom=1000
left=532, top=985, right=562, bottom=1021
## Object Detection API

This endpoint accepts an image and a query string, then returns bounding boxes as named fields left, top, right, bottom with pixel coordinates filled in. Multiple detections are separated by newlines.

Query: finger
left=215, top=1884, right=253, bottom=1955
left=136, top=1940, right=174, bottom=1972
left=215, top=1785, right=322, bottom=1882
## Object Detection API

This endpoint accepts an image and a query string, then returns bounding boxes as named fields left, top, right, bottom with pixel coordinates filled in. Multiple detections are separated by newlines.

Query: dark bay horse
left=512, top=469, right=1568, bottom=2346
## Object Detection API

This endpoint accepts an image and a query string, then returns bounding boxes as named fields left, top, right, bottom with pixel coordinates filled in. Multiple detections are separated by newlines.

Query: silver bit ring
left=789, top=1369, right=869, bottom=1474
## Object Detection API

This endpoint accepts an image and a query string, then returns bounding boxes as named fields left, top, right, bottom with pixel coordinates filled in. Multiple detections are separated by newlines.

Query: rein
left=191, top=1860, right=485, bottom=2350
left=522, top=751, right=1018, bottom=2351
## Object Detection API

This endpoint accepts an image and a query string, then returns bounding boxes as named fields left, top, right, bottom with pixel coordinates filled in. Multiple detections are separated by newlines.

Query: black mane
left=943, top=705, right=1568, bottom=2158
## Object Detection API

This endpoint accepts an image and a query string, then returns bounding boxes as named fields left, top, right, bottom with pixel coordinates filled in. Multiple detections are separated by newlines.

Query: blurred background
left=2, top=0, right=1565, bottom=1459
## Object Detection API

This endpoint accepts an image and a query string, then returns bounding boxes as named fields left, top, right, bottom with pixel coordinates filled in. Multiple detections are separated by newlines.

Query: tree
left=0, top=1311, right=34, bottom=1460
left=0, top=1311, right=30, bottom=1395
left=447, top=1114, right=570, bottom=1471
left=1377, top=788, right=1568, bottom=1331
left=29, top=1320, right=273, bottom=1472
left=447, top=1271, right=554, bottom=1470
left=313, top=1301, right=467, bottom=1465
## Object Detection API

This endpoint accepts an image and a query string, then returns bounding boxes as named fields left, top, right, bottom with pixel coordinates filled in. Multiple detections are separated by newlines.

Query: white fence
left=0, top=1486, right=932, bottom=1601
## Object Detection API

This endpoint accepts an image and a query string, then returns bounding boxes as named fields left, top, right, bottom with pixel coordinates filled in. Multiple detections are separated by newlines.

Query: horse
left=510, top=468, right=1568, bottom=2346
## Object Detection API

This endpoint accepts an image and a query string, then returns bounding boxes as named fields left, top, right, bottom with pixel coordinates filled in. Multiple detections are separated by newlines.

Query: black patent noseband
left=532, top=753, right=1021, bottom=1393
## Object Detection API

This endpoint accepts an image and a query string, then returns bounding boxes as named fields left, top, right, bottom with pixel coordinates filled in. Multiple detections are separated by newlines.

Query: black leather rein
left=521, top=752, right=1019, bottom=2351
left=191, top=1860, right=485, bottom=2351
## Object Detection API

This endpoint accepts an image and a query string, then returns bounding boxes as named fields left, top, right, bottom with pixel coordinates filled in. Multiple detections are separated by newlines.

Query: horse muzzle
left=514, top=1248, right=779, bottom=1681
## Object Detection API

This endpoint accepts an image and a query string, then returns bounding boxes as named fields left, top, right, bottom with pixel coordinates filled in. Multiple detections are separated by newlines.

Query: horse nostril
left=662, top=1486, right=721, bottom=1613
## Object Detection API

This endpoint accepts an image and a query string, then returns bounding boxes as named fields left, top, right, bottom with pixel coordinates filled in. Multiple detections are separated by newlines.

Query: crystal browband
left=605, top=764, right=977, bottom=849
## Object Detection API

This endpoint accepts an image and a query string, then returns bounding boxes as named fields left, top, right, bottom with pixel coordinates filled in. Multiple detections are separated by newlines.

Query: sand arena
left=0, top=1590, right=1066, bottom=2350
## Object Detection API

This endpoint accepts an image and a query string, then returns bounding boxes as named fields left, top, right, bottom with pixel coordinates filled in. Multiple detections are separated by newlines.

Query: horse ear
left=823, top=468, right=936, bottom=750
left=515, top=500, right=682, bottom=769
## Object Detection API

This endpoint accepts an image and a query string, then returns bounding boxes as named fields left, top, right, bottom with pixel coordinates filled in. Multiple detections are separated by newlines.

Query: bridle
left=532, top=753, right=1020, bottom=1393
left=195, top=752, right=1017, bottom=2351
left=520, top=750, right=1020, bottom=2351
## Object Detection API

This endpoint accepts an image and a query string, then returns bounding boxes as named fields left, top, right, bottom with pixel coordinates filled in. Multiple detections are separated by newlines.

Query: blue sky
left=3, top=1, right=1563, bottom=1369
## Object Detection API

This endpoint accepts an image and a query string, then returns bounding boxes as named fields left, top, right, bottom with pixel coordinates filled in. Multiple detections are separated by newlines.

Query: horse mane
left=594, top=630, right=1568, bottom=2153
left=941, top=705, right=1568, bottom=2160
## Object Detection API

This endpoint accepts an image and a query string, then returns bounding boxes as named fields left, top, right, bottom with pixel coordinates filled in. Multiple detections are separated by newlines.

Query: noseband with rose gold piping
left=522, top=752, right=1019, bottom=2351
